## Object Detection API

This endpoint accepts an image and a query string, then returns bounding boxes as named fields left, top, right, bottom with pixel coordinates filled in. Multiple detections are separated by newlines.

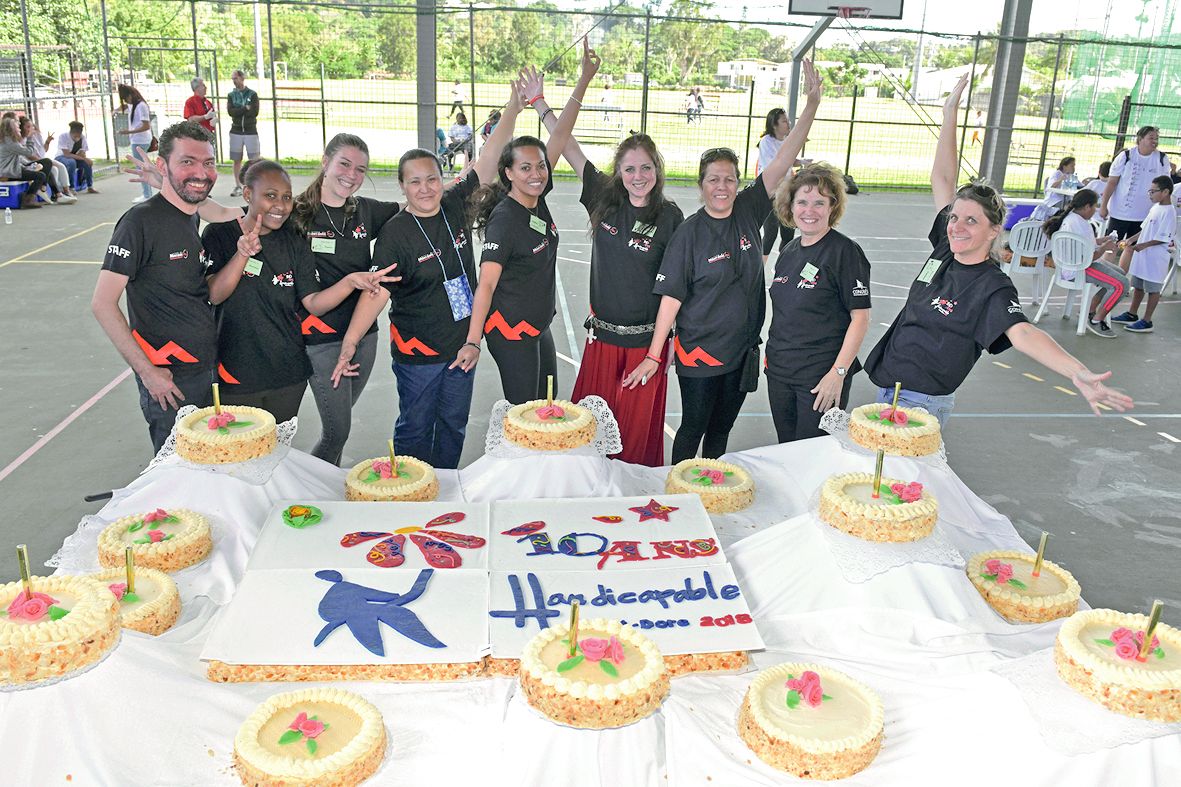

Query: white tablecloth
left=4, top=438, right=1178, bottom=786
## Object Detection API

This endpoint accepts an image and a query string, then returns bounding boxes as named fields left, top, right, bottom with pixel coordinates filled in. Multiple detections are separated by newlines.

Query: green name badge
left=801, top=262, right=820, bottom=281
left=917, top=258, right=942, bottom=283
left=632, top=220, right=658, bottom=238
left=243, top=257, right=264, bottom=277
left=310, top=237, right=336, bottom=254
left=528, top=214, right=548, bottom=235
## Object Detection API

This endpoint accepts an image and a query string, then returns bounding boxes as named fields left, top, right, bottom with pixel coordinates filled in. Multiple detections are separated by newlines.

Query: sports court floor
left=1, top=171, right=1177, bottom=625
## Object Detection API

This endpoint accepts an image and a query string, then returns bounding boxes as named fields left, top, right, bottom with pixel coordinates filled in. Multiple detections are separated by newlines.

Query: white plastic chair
left=1033, top=231, right=1092, bottom=336
left=1165, top=240, right=1178, bottom=295
left=1006, top=219, right=1051, bottom=304
left=1089, top=216, right=1107, bottom=238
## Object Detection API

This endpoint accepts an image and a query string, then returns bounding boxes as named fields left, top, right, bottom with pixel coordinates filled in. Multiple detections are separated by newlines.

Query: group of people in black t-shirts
left=94, top=52, right=1134, bottom=471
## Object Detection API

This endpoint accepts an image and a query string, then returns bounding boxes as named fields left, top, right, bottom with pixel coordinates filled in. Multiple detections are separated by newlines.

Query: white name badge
left=800, top=262, right=820, bottom=281
left=243, top=257, right=264, bottom=277
left=917, top=258, right=942, bottom=283
left=311, top=237, right=337, bottom=254
left=632, top=220, right=658, bottom=238
left=528, top=214, right=548, bottom=235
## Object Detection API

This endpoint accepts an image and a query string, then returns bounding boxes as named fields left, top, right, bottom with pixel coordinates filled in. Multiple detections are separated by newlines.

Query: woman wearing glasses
left=862, top=74, right=1134, bottom=425
left=520, top=57, right=684, bottom=466
left=626, top=61, right=823, bottom=463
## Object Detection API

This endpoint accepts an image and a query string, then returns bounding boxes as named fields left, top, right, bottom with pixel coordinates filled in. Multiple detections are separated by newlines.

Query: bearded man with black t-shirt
left=91, top=121, right=219, bottom=452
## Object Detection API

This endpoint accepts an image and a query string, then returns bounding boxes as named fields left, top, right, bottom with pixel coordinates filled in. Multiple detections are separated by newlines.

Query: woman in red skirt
left=521, top=62, right=684, bottom=466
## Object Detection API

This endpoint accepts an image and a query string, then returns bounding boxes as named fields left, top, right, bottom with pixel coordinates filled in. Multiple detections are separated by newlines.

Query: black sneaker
left=1087, top=320, right=1115, bottom=338
left=1110, top=311, right=1138, bottom=324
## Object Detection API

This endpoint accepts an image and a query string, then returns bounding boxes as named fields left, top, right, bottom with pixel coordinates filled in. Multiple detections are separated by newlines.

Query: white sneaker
left=56, top=194, right=78, bottom=205
left=131, top=195, right=150, bottom=204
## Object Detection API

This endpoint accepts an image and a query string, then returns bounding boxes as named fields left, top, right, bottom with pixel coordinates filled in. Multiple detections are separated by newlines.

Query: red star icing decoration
left=629, top=499, right=678, bottom=522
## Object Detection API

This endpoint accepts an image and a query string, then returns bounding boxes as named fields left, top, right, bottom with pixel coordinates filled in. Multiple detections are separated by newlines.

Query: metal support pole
left=957, top=34, right=981, bottom=169
left=266, top=0, right=279, bottom=159
left=468, top=5, right=476, bottom=133
left=320, top=62, right=327, bottom=150
left=844, top=86, right=857, bottom=175
left=190, top=1, right=200, bottom=78
left=416, top=0, right=437, bottom=150
left=19, top=0, right=39, bottom=125
left=1113, top=95, right=1132, bottom=155
left=253, top=1, right=265, bottom=83
left=743, top=79, right=755, bottom=180
left=68, top=52, right=79, bottom=121
left=212, top=51, right=222, bottom=161
left=1033, top=35, right=1064, bottom=198
left=100, top=0, right=117, bottom=165
left=640, top=10, right=651, bottom=135
left=789, top=18, right=832, bottom=124
left=979, top=0, right=1033, bottom=190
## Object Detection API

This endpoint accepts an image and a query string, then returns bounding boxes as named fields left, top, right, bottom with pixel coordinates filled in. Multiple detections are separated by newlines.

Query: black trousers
left=222, top=379, right=308, bottom=424
left=762, top=210, right=796, bottom=256
left=672, top=367, right=747, bottom=463
left=486, top=326, right=557, bottom=405
left=135, top=365, right=215, bottom=454
left=767, top=374, right=853, bottom=443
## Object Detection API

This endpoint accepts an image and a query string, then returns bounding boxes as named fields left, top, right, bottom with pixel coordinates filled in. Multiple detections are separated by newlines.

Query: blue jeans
left=57, top=156, right=92, bottom=189
left=393, top=359, right=475, bottom=470
left=876, top=386, right=956, bottom=428
left=131, top=144, right=153, bottom=199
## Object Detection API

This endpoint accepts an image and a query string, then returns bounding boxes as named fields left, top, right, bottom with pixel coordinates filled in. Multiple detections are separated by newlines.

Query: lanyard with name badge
left=413, top=211, right=473, bottom=321
left=315, top=203, right=356, bottom=254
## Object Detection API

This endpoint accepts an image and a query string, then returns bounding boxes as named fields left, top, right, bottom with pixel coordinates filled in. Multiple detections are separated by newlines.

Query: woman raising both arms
left=519, top=49, right=684, bottom=466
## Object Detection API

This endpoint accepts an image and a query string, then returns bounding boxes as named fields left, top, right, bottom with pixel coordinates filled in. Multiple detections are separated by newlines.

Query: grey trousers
left=305, top=332, right=378, bottom=465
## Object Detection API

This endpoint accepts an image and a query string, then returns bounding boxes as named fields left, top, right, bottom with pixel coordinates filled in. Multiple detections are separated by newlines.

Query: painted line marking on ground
left=7, top=259, right=102, bottom=265
left=553, top=265, right=582, bottom=365
left=558, top=255, right=589, bottom=265
left=555, top=352, right=580, bottom=369
left=0, top=368, right=132, bottom=485
left=1022, top=373, right=1045, bottom=382
left=1053, top=385, right=1078, bottom=396
left=1159, top=432, right=1181, bottom=443
left=1125, top=416, right=1146, bottom=426
left=869, top=280, right=911, bottom=289
left=879, top=322, right=891, bottom=327
left=0, top=222, right=113, bottom=268
left=992, top=361, right=1012, bottom=369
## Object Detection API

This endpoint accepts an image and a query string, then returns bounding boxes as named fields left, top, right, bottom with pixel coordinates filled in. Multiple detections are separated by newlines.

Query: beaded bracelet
left=539, top=108, right=554, bottom=123
left=463, top=342, right=482, bottom=352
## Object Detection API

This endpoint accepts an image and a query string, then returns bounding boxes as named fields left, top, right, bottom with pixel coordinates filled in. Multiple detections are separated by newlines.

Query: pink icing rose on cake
left=289, top=712, right=326, bottom=739
left=604, top=635, right=625, bottom=666
left=696, top=468, right=726, bottom=485
left=786, top=670, right=825, bottom=708
left=889, top=482, right=923, bottom=503
left=579, top=637, right=609, bottom=662
left=1108, top=627, right=1161, bottom=661
left=207, top=412, right=237, bottom=430
left=6, top=591, right=57, bottom=622
left=370, top=460, right=394, bottom=479
left=983, top=559, right=1014, bottom=584
left=1114, top=638, right=1140, bottom=660
left=143, top=508, right=170, bottom=523
left=879, top=407, right=908, bottom=426
left=536, top=404, right=566, bottom=421
left=108, top=582, right=128, bottom=601
left=146, top=529, right=167, bottom=543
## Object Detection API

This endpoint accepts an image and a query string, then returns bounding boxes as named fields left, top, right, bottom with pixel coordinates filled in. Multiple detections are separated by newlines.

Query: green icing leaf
left=981, top=573, right=998, bottom=582
left=122, top=592, right=141, bottom=604
left=364, top=470, right=381, bottom=482
left=127, top=521, right=144, bottom=533
left=47, top=605, right=70, bottom=621
left=278, top=730, right=302, bottom=745
left=1156, top=647, right=1166, bottom=660
left=691, top=476, right=713, bottom=486
left=785, top=690, right=800, bottom=709
left=1007, top=578, right=1028, bottom=589
left=162, top=533, right=174, bottom=541
left=163, top=515, right=180, bottom=524
left=599, top=660, right=618, bottom=677
left=217, top=426, right=229, bottom=435
left=877, top=484, right=902, bottom=505
left=227, top=420, right=254, bottom=429
left=1094, top=638, right=1115, bottom=647
left=0, top=610, right=6, bottom=617
left=724, top=471, right=734, bottom=476
left=556, top=655, right=584, bottom=673
left=822, top=694, right=833, bottom=701
left=306, top=738, right=318, bottom=756
left=133, top=536, right=151, bottom=545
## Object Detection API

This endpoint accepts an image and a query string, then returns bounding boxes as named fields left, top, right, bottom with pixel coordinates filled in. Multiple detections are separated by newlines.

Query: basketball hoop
left=829, top=5, right=872, bottom=18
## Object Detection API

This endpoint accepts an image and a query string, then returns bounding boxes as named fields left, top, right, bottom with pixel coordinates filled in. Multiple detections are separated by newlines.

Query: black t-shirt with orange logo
left=863, top=206, right=1029, bottom=396
left=373, top=173, right=480, bottom=364
left=101, top=194, right=217, bottom=371
left=653, top=176, right=771, bottom=377
left=478, top=175, right=557, bottom=341
left=300, top=196, right=400, bottom=345
left=202, top=221, right=320, bottom=393
left=580, top=162, right=684, bottom=348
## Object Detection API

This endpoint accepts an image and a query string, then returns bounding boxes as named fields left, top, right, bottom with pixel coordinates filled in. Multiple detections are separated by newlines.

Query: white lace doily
left=484, top=395, right=623, bottom=459
left=141, top=405, right=299, bottom=484
left=819, top=406, right=949, bottom=467
left=993, top=648, right=1181, bottom=754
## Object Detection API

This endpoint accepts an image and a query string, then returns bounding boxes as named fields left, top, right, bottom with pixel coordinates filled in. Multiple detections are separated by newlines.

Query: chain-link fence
left=3, top=2, right=1179, bottom=194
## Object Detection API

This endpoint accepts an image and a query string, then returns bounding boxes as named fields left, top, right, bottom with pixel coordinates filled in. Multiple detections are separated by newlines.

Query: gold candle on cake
left=125, top=546, right=136, bottom=594
left=547, top=375, right=554, bottom=408
left=212, top=382, right=222, bottom=415
left=890, top=382, right=901, bottom=410
left=1139, top=600, right=1164, bottom=661
left=871, top=449, right=885, bottom=499
left=388, top=438, right=396, bottom=469
left=16, top=543, right=32, bottom=600
left=1032, top=531, right=1049, bottom=577
left=568, top=601, right=580, bottom=657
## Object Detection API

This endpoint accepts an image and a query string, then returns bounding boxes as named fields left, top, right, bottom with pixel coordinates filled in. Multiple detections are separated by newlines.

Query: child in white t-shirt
left=1110, top=175, right=1176, bottom=333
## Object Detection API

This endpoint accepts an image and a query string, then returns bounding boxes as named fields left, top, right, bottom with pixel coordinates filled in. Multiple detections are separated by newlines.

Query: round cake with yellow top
left=1054, top=609, right=1181, bottom=722
left=519, top=618, right=669, bottom=729
left=738, top=662, right=885, bottom=780
left=967, top=551, right=1080, bottom=623
left=97, top=508, right=212, bottom=573
left=233, top=687, right=386, bottom=786
left=665, top=458, right=755, bottom=513
left=0, top=574, right=120, bottom=686
left=848, top=403, right=941, bottom=457
left=88, top=566, right=180, bottom=636
left=817, top=473, right=938, bottom=542
left=503, top=399, right=596, bottom=451
left=344, top=456, right=438, bottom=502
left=175, top=405, right=277, bottom=464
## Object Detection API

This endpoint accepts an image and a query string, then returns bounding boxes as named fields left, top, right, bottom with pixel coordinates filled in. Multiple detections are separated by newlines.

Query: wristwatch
left=835, top=366, right=847, bottom=377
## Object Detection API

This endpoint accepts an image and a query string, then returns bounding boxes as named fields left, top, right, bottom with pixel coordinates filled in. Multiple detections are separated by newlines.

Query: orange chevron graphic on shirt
left=390, top=324, right=439, bottom=356
left=484, top=311, right=540, bottom=341
left=218, top=363, right=241, bottom=384
left=301, top=315, right=337, bottom=335
left=132, top=330, right=198, bottom=365
left=674, top=336, right=723, bottom=367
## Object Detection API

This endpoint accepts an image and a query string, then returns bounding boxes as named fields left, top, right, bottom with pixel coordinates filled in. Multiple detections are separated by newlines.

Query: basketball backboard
left=788, top=0, right=904, bottom=19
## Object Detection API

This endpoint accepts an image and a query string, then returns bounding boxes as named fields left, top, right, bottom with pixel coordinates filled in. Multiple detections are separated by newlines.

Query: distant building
left=717, top=58, right=842, bottom=92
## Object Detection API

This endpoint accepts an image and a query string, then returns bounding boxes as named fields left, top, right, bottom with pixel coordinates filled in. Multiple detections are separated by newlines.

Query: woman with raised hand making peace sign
left=201, top=160, right=397, bottom=422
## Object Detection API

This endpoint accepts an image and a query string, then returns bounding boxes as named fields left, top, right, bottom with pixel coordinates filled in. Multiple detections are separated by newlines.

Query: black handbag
left=739, top=345, right=760, bottom=393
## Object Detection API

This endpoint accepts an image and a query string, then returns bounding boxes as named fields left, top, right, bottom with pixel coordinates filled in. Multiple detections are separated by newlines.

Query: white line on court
left=0, top=369, right=133, bottom=485
left=7, top=259, right=101, bottom=265
left=558, top=255, right=589, bottom=265
left=553, top=266, right=581, bottom=364
left=1125, top=416, right=1146, bottom=426
left=1159, top=432, right=1181, bottom=443
left=0, top=222, right=113, bottom=268
left=870, top=280, right=910, bottom=289
left=556, top=352, right=580, bottom=368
